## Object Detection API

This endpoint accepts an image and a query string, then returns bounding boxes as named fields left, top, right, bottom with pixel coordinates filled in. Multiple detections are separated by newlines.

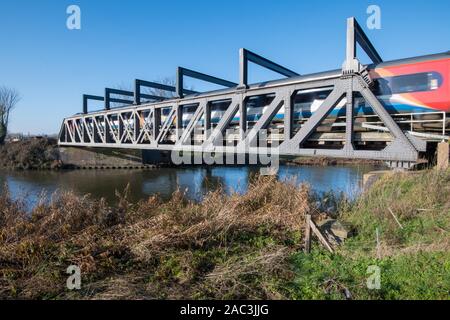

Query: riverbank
left=284, top=156, right=383, bottom=166
left=0, top=169, right=448, bottom=299
left=0, top=138, right=385, bottom=170
left=0, top=138, right=62, bottom=170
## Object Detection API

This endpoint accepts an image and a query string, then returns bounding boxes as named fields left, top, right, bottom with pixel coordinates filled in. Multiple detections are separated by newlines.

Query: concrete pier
left=59, top=147, right=171, bottom=169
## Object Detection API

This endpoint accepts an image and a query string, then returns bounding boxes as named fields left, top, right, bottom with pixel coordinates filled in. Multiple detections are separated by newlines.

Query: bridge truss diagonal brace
left=92, top=116, right=106, bottom=143
left=136, top=109, right=155, bottom=144
left=155, top=106, right=177, bottom=145
left=178, top=100, right=207, bottom=145
left=238, top=92, right=286, bottom=148
left=239, top=48, right=300, bottom=88
left=82, top=118, right=94, bottom=143
left=64, top=119, right=75, bottom=143
left=203, top=97, right=240, bottom=149
left=280, top=75, right=421, bottom=162
left=355, top=79, right=426, bottom=153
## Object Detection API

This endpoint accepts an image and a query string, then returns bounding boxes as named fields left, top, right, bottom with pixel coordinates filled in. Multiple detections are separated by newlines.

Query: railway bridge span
left=58, top=18, right=449, bottom=169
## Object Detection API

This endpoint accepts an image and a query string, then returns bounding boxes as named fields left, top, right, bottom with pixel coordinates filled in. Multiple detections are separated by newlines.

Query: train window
left=374, top=72, right=443, bottom=95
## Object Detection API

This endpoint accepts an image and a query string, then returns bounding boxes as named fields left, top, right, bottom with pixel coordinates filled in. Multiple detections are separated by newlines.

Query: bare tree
left=113, top=77, right=195, bottom=106
left=0, top=86, right=20, bottom=144
left=144, top=77, right=178, bottom=99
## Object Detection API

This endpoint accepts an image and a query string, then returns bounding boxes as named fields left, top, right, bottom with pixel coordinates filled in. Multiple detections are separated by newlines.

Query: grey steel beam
left=204, top=102, right=211, bottom=140
left=178, top=100, right=206, bottom=145
left=105, top=88, right=135, bottom=110
left=283, top=88, right=345, bottom=149
left=239, top=48, right=300, bottom=88
left=346, top=17, right=382, bottom=65
left=239, top=95, right=247, bottom=140
left=204, top=97, right=239, bottom=147
left=83, top=94, right=104, bottom=114
left=134, top=79, right=197, bottom=105
left=239, top=94, right=285, bottom=148
left=153, top=107, right=161, bottom=143
left=140, top=93, right=166, bottom=102
left=344, top=79, right=354, bottom=151
left=283, top=90, right=293, bottom=141
left=110, top=98, right=135, bottom=105
left=176, top=67, right=238, bottom=98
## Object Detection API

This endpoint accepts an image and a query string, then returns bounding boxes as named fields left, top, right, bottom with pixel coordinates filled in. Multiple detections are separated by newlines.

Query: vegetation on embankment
left=0, top=170, right=448, bottom=300
left=284, top=156, right=383, bottom=166
left=0, top=138, right=62, bottom=170
left=291, top=169, right=450, bottom=299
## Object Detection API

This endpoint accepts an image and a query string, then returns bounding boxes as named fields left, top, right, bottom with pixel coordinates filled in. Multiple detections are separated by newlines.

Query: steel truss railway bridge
left=58, top=18, right=448, bottom=169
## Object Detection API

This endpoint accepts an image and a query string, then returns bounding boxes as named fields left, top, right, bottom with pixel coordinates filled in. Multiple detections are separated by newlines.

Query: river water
left=0, top=164, right=378, bottom=209
left=0, top=165, right=375, bottom=208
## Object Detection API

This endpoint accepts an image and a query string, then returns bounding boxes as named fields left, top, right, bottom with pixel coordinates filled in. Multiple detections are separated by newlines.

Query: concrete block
left=59, top=147, right=144, bottom=168
left=436, top=142, right=449, bottom=170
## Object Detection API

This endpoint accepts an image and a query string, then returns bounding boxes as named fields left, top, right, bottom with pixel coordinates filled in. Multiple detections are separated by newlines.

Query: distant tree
left=113, top=77, right=194, bottom=107
left=144, top=77, right=178, bottom=99
left=0, top=86, right=20, bottom=144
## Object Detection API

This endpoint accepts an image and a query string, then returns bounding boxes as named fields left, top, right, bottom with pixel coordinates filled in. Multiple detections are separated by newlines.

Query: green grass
left=286, top=169, right=450, bottom=300
left=288, top=249, right=450, bottom=300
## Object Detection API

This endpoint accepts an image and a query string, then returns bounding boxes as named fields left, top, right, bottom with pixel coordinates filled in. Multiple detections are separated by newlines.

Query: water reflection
left=0, top=164, right=377, bottom=209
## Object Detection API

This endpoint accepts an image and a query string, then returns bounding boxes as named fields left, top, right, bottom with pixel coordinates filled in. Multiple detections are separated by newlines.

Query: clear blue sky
left=1, top=0, right=449, bottom=134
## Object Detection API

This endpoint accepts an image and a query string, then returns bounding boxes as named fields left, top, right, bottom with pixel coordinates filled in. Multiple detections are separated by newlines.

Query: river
left=0, top=164, right=378, bottom=209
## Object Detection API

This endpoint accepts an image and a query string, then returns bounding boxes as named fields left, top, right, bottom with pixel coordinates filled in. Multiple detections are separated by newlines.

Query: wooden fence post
left=304, top=215, right=311, bottom=253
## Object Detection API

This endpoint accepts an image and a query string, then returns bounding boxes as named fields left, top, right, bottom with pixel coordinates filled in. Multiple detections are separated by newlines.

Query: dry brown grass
left=0, top=175, right=313, bottom=300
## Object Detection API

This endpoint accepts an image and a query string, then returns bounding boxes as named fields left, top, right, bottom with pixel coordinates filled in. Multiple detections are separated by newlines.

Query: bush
left=0, top=138, right=61, bottom=170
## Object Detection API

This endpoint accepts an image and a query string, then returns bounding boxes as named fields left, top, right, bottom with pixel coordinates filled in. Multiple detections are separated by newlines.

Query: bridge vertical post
left=93, top=117, right=99, bottom=143
left=284, top=90, right=293, bottom=141
left=153, top=107, right=161, bottom=142
left=239, top=48, right=248, bottom=88
left=105, top=89, right=111, bottom=110
left=134, top=111, right=140, bottom=143
left=82, top=119, right=87, bottom=143
left=176, top=67, right=184, bottom=99
left=204, top=102, right=211, bottom=140
left=83, top=95, right=88, bottom=114
left=134, top=79, right=141, bottom=105
left=176, top=104, right=183, bottom=141
left=105, top=116, right=111, bottom=143
left=345, top=80, right=354, bottom=151
left=346, top=18, right=357, bottom=63
left=239, top=95, right=247, bottom=140
left=118, top=114, right=124, bottom=142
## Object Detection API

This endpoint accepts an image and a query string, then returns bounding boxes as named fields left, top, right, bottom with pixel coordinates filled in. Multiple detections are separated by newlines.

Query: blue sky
left=1, top=0, right=449, bottom=134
